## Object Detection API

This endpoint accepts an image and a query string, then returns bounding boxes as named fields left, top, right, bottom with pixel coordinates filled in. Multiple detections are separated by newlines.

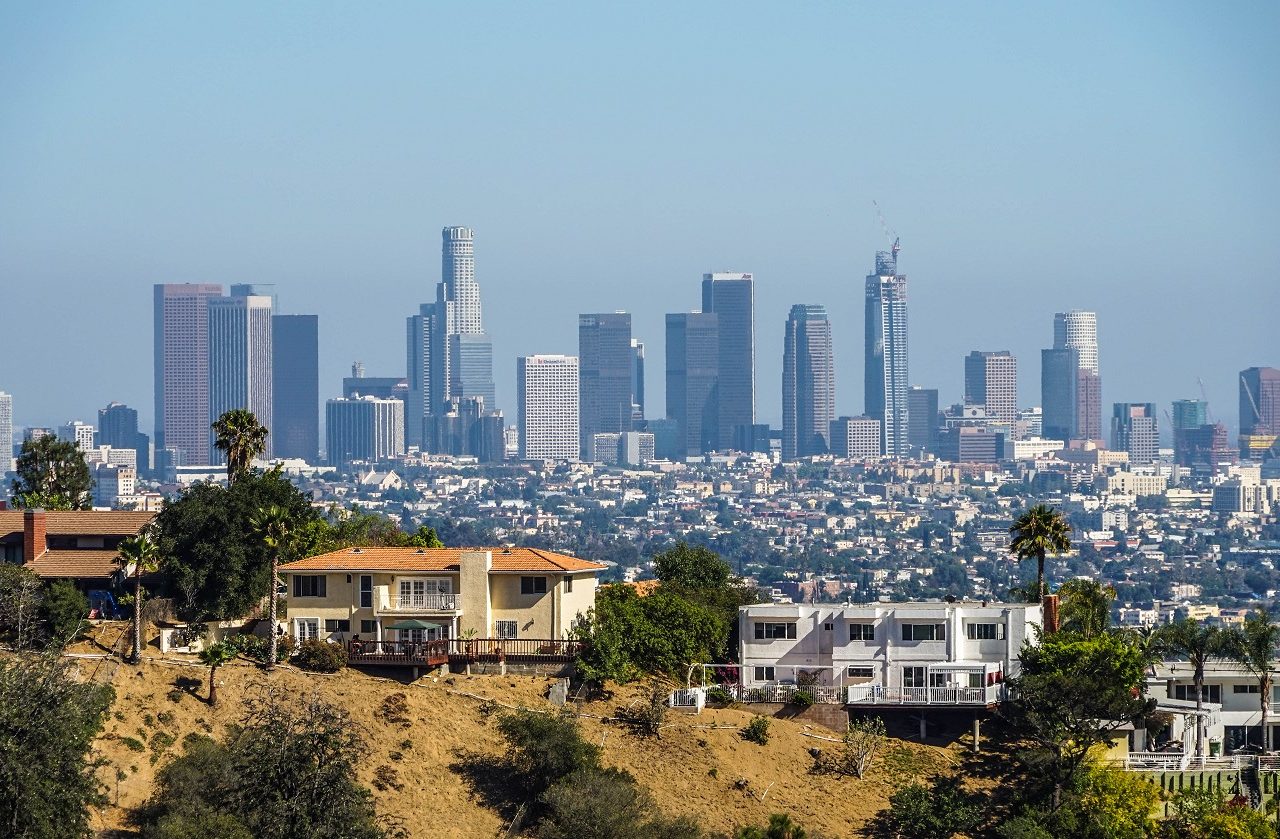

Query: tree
left=118, top=530, right=162, bottom=663
left=212, top=409, right=268, bottom=484
left=653, top=542, right=731, bottom=589
left=249, top=505, right=293, bottom=669
left=1224, top=609, right=1280, bottom=753
left=9, top=435, right=92, bottom=510
left=41, top=580, right=89, bottom=643
left=881, top=776, right=981, bottom=839
left=538, top=768, right=663, bottom=839
left=199, top=642, right=237, bottom=706
left=0, top=564, right=45, bottom=650
left=495, top=709, right=602, bottom=798
left=1056, top=578, right=1115, bottom=639
left=1009, top=505, right=1071, bottom=603
left=736, top=813, right=809, bottom=839
left=0, top=653, right=114, bottom=839
left=1157, top=619, right=1227, bottom=758
left=816, top=716, right=887, bottom=779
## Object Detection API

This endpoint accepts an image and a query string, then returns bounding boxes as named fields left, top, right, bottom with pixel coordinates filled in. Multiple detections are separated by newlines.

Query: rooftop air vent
left=352, top=548, right=362, bottom=554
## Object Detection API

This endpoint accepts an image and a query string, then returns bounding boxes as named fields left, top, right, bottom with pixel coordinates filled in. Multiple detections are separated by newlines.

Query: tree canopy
left=9, top=435, right=92, bottom=510
left=211, top=409, right=269, bottom=484
left=1009, top=504, right=1071, bottom=603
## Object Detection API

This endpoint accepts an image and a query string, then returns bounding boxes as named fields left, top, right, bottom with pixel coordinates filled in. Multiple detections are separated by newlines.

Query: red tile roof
left=282, top=547, right=606, bottom=574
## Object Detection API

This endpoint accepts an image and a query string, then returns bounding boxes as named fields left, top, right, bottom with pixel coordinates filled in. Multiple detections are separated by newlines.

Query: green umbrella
left=384, top=619, right=443, bottom=631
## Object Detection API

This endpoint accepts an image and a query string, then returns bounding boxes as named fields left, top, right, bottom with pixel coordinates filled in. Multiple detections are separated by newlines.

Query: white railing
left=732, top=684, right=845, bottom=705
left=376, top=592, right=461, bottom=613
left=1258, top=755, right=1280, bottom=772
left=1124, top=753, right=1256, bottom=771
left=669, top=688, right=706, bottom=711
left=846, top=684, right=1001, bottom=705
left=1125, top=751, right=1190, bottom=771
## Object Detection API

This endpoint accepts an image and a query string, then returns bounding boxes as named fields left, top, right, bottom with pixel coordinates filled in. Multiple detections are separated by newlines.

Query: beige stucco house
left=279, top=546, right=605, bottom=646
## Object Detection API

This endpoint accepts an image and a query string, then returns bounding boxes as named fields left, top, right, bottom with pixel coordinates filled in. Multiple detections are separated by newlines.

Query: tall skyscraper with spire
left=782, top=304, right=835, bottom=459
left=864, top=241, right=909, bottom=457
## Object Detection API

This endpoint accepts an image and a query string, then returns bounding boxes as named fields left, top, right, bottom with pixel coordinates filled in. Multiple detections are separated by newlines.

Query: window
left=754, top=666, right=776, bottom=682
left=849, top=623, right=875, bottom=641
left=359, top=620, right=377, bottom=635
left=1174, top=684, right=1222, bottom=703
left=293, top=575, right=326, bottom=598
left=966, top=623, right=1005, bottom=640
left=823, top=622, right=833, bottom=631
left=564, top=576, right=574, bottom=593
left=930, top=672, right=948, bottom=687
left=324, top=619, right=350, bottom=633
left=1233, top=684, right=1261, bottom=694
left=754, top=622, right=797, bottom=640
left=359, top=575, right=373, bottom=608
left=847, top=666, right=874, bottom=679
left=293, top=618, right=319, bottom=641
left=521, top=576, right=548, bottom=595
left=496, top=620, right=518, bottom=639
left=903, top=666, right=926, bottom=688
left=901, top=623, right=945, bottom=641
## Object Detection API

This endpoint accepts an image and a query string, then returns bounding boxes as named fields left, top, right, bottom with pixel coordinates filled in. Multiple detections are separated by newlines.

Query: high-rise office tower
left=449, top=333, right=496, bottom=410
left=1041, top=348, right=1079, bottom=442
left=964, top=351, right=1018, bottom=426
left=405, top=302, right=443, bottom=448
left=1051, top=311, right=1102, bottom=442
left=631, top=339, right=646, bottom=424
left=830, top=416, right=882, bottom=459
left=865, top=247, right=909, bottom=456
left=208, top=292, right=274, bottom=460
left=326, top=396, right=405, bottom=466
left=1171, top=399, right=1209, bottom=466
left=1239, top=367, right=1280, bottom=460
left=665, top=312, right=719, bottom=459
left=701, top=273, right=755, bottom=450
left=271, top=314, right=319, bottom=462
left=578, top=313, right=634, bottom=458
left=98, top=402, right=150, bottom=474
left=424, top=396, right=506, bottom=463
left=782, top=304, right=836, bottom=459
left=441, top=226, right=481, bottom=334
left=907, top=386, right=939, bottom=456
left=517, top=355, right=580, bottom=462
left=1112, top=403, right=1159, bottom=465
left=0, top=391, right=12, bottom=475
left=154, top=283, right=224, bottom=465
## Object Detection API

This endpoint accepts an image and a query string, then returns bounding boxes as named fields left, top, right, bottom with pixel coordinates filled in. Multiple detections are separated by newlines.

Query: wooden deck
left=345, top=638, right=581, bottom=669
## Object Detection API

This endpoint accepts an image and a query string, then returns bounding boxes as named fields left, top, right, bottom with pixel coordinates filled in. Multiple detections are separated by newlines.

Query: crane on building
left=873, top=199, right=901, bottom=268
left=1197, top=378, right=1215, bottom=423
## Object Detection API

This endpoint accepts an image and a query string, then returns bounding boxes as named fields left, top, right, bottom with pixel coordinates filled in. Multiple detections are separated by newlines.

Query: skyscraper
left=1052, top=311, right=1102, bottom=442
left=1040, top=347, right=1079, bottom=442
left=830, top=416, right=882, bottom=459
left=272, top=314, right=319, bottom=462
left=441, top=225, right=481, bottom=334
left=1239, top=367, right=1280, bottom=460
left=701, top=273, right=754, bottom=450
left=1171, top=399, right=1209, bottom=467
left=98, top=402, right=150, bottom=474
left=578, top=313, right=634, bottom=458
left=154, top=283, right=224, bottom=465
left=208, top=292, right=274, bottom=460
left=782, top=304, right=835, bottom=459
left=1112, top=403, right=1159, bottom=465
left=665, top=312, right=719, bottom=459
left=907, top=386, right=939, bottom=455
left=517, top=355, right=580, bottom=462
left=964, top=351, right=1017, bottom=426
left=326, top=396, right=405, bottom=466
left=0, top=391, right=12, bottom=476
left=865, top=247, right=909, bottom=457
left=58, top=421, right=96, bottom=451
left=631, top=338, right=646, bottom=424
left=405, top=302, right=443, bottom=448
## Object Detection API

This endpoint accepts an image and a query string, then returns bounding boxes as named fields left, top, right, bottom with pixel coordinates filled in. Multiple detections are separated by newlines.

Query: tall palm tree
left=1008, top=505, right=1071, bottom=604
left=1226, top=610, right=1280, bottom=753
left=211, top=409, right=268, bottom=484
left=117, top=531, right=162, bottom=664
left=250, top=505, right=292, bottom=669
left=1158, top=618, right=1226, bottom=759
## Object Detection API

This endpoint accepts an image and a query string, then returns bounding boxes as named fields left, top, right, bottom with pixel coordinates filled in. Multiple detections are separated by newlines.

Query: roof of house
left=0, top=510, right=156, bottom=540
left=281, top=546, right=606, bottom=574
left=27, top=550, right=121, bottom=580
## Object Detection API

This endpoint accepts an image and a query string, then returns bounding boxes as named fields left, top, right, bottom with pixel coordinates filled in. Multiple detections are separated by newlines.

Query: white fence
left=1123, top=752, right=1256, bottom=771
left=846, top=684, right=1002, bottom=706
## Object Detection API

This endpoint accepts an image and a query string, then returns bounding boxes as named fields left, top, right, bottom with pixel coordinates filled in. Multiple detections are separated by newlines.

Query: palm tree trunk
left=1263, top=674, right=1272, bottom=753
left=1194, top=667, right=1205, bottom=759
left=1036, top=551, right=1046, bottom=603
left=266, top=551, right=279, bottom=669
left=208, top=664, right=218, bottom=705
left=132, top=571, right=143, bottom=663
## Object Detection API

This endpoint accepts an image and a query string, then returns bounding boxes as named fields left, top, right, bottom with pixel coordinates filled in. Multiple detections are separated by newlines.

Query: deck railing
left=346, top=639, right=450, bottom=663
left=445, top=638, right=582, bottom=661
left=732, top=684, right=845, bottom=705
left=846, top=684, right=1001, bottom=705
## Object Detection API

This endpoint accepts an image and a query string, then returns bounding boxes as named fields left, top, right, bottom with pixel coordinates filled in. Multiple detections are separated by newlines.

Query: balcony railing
left=345, top=637, right=581, bottom=667
left=846, top=684, right=1002, bottom=705
left=733, top=684, right=845, bottom=705
left=376, top=592, right=461, bottom=613
left=346, top=639, right=450, bottom=665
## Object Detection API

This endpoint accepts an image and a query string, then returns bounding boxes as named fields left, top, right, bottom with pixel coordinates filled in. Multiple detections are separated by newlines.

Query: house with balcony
left=279, top=546, right=605, bottom=671
left=738, top=600, right=1042, bottom=707
left=1149, top=661, right=1280, bottom=756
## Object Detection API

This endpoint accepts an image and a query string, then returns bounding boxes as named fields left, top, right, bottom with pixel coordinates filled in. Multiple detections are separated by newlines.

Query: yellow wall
left=490, top=574, right=556, bottom=637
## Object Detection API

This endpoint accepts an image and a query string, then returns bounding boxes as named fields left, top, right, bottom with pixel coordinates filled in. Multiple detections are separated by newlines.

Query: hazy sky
left=2, top=2, right=1277, bottom=439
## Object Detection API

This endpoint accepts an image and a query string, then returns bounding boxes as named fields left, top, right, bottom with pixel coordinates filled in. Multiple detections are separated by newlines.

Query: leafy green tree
left=211, top=409, right=268, bottom=485
left=1224, top=609, right=1280, bottom=752
left=41, top=580, right=88, bottom=643
left=249, top=505, right=293, bottom=668
left=1162, top=785, right=1273, bottom=838
left=537, top=767, right=693, bottom=839
left=1009, top=505, right=1071, bottom=602
left=1002, top=632, right=1154, bottom=809
left=735, top=813, right=808, bottom=839
left=119, top=530, right=162, bottom=663
left=654, top=542, right=731, bottom=589
left=1056, top=578, right=1115, bottom=639
left=0, top=653, right=115, bottom=839
left=1157, top=619, right=1227, bottom=758
left=9, top=435, right=92, bottom=510
left=0, top=563, right=45, bottom=649
left=495, top=709, right=602, bottom=798
left=881, top=776, right=981, bottom=839
left=198, top=642, right=237, bottom=706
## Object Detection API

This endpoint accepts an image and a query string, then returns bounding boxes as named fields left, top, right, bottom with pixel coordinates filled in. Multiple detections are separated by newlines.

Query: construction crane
left=1197, top=378, right=1215, bottom=423
left=872, top=200, right=901, bottom=267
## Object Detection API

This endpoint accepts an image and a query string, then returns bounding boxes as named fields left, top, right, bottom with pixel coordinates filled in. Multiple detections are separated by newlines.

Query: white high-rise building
left=865, top=247, right=909, bottom=457
left=1053, top=311, right=1099, bottom=375
left=831, top=416, right=883, bottom=459
left=58, top=421, right=96, bottom=451
left=518, top=355, right=579, bottom=462
left=208, top=293, right=274, bottom=460
left=0, top=391, right=12, bottom=475
left=441, top=226, right=482, bottom=335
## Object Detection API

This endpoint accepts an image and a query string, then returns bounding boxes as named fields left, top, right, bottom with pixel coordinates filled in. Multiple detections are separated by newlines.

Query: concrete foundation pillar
left=972, top=716, right=981, bottom=752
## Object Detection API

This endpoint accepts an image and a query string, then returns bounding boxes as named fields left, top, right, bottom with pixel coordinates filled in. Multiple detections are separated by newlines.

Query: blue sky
left=1, top=2, right=1277, bottom=436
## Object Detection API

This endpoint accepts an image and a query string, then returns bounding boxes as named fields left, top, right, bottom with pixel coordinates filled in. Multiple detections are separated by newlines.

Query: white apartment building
left=830, top=416, right=882, bottom=459
left=91, top=463, right=136, bottom=508
left=518, top=355, right=579, bottom=462
left=0, top=392, right=12, bottom=475
left=1150, top=662, right=1280, bottom=754
left=738, top=601, right=1041, bottom=706
left=58, top=421, right=96, bottom=451
left=1101, top=471, right=1169, bottom=497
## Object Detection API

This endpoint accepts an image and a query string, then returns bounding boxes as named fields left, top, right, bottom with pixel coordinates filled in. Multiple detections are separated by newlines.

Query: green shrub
left=291, top=638, right=347, bottom=673
left=789, top=690, right=814, bottom=710
left=741, top=716, right=771, bottom=745
left=121, top=736, right=145, bottom=752
left=496, top=709, right=602, bottom=798
left=42, top=580, right=89, bottom=643
left=705, top=685, right=733, bottom=706
left=226, top=632, right=294, bottom=663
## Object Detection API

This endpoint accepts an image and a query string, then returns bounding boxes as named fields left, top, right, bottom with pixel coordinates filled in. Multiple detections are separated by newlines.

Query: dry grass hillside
left=76, top=627, right=961, bottom=838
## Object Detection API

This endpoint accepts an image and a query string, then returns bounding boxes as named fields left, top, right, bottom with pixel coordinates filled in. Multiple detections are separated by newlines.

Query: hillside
left=79, top=632, right=959, bottom=838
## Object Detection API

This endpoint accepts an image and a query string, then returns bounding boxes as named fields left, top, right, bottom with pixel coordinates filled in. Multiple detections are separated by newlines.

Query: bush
left=42, top=581, right=89, bottom=643
left=789, top=690, right=814, bottom=710
left=741, top=716, right=771, bottom=745
left=882, top=775, right=981, bottom=839
left=496, top=709, right=601, bottom=798
left=736, top=813, right=808, bottom=839
left=705, top=685, right=733, bottom=706
left=291, top=639, right=347, bottom=673
left=226, top=632, right=294, bottom=663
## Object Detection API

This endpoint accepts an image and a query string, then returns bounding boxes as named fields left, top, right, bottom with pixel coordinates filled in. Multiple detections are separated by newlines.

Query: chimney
left=1042, top=594, right=1060, bottom=634
left=23, top=509, right=47, bottom=565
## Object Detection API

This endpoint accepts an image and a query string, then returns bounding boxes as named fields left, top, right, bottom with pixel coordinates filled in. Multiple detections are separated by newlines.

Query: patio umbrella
left=384, top=619, right=443, bottom=631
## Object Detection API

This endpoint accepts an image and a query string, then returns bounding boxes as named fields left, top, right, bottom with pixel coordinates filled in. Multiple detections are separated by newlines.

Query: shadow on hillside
left=449, top=747, right=526, bottom=823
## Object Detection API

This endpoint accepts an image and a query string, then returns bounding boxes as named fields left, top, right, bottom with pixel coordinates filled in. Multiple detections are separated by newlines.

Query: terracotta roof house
left=0, top=508, right=156, bottom=583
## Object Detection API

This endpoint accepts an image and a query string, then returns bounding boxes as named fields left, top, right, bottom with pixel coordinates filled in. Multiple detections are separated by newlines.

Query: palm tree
left=1226, top=610, right=1280, bottom=753
left=1158, top=618, right=1226, bottom=759
left=249, top=505, right=293, bottom=669
left=199, top=642, right=237, bottom=706
left=1008, top=505, right=1071, bottom=603
left=1057, top=578, right=1115, bottom=639
left=211, top=409, right=268, bottom=484
left=117, top=531, right=162, bottom=664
